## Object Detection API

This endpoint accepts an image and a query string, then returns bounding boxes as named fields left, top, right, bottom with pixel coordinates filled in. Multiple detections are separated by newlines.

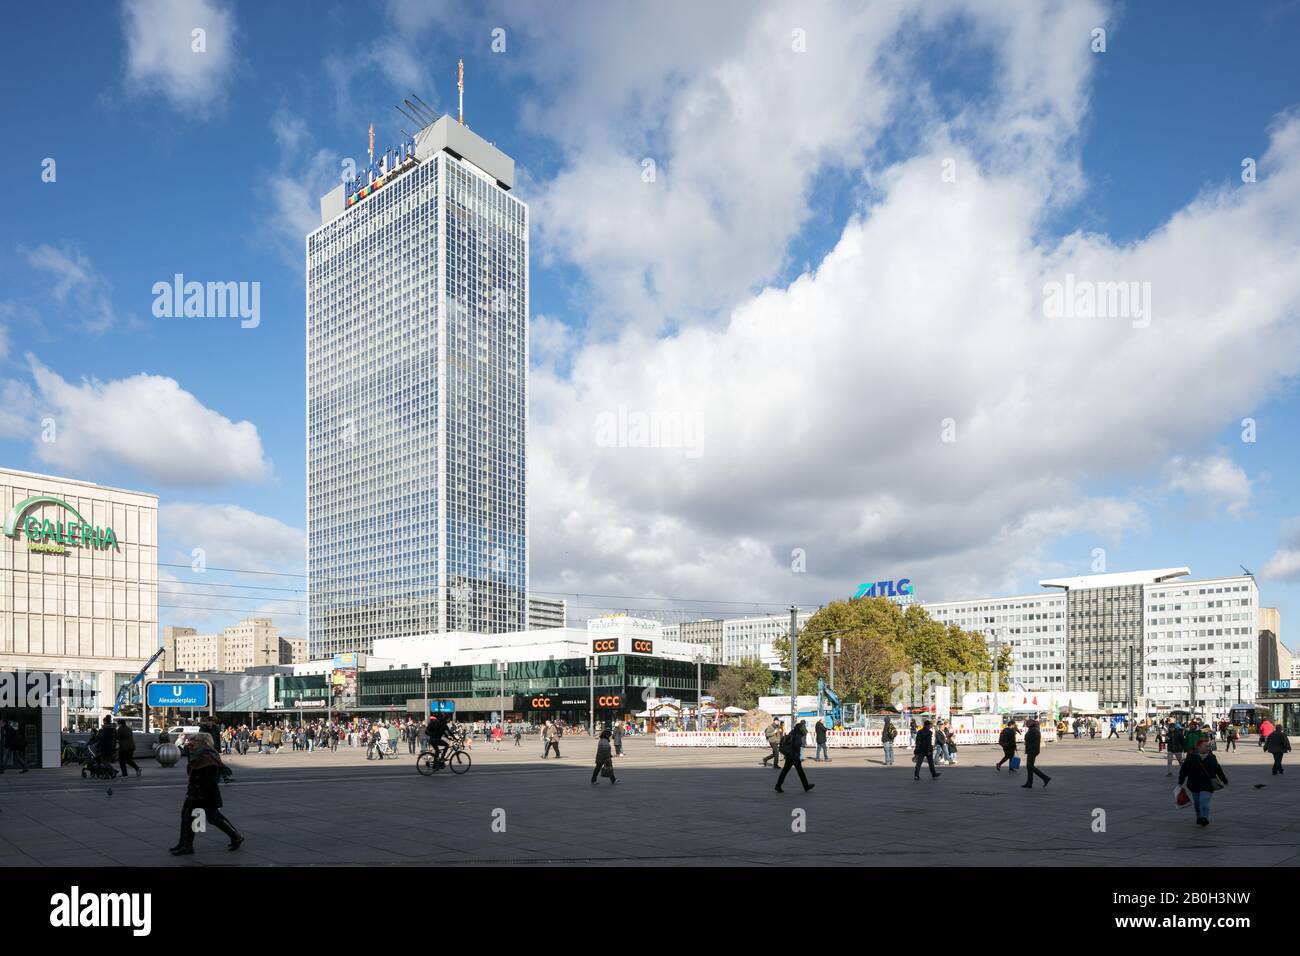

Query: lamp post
left=587, top=655, right=596, bottom=736
left=496, top=660, right=508, bottom=727
left=822, top=637, right=841, bottom=690
left=695, top=651, right=705, bottom=730
left=421, top=663, right=430, bottom=721
left=789, top=606, right=799, bottom=731
left=991, top=628, right=1004, bottom=718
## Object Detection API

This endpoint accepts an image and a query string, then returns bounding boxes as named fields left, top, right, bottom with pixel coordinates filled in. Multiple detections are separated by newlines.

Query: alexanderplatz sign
left=3, top=495, right=120, bottom=556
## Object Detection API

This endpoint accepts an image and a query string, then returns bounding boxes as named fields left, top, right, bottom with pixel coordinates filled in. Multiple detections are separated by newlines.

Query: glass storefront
left=360, top=655, right=720, bottom=721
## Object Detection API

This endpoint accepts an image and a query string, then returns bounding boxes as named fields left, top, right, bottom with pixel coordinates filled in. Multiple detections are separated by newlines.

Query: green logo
left=3, top=495, right=119, bottom=554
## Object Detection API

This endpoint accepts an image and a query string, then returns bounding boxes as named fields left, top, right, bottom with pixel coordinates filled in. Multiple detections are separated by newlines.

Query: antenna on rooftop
left=367, top=123, right=374, bottom=166
left=1240, top=565, right=1254, bottom=577
left=458, top=58, right=464, bottom=125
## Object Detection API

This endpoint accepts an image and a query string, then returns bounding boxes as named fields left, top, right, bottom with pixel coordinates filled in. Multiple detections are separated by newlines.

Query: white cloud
left=526, top=109, right=1300, bottom=608
left=121, top=0, right=237, bottom=115
left=1164, top=455, right=1252, bottom=516
left=3, top=357, right=271, bottom=487
left=1263, top=520, right=1300, bottom=583
left=161, top=502, right=305, bottom=573
left=157, top=503, right=306, bottom=635
left=24, top=244, right=117, bottom=334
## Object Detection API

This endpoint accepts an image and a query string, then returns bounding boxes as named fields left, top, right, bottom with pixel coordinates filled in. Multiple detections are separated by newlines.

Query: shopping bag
left=1010, top=756, right=1021, bottom=770
left=1174, top=785, right=1192, bottom=809
left=600, top=761, right=613, bottom=779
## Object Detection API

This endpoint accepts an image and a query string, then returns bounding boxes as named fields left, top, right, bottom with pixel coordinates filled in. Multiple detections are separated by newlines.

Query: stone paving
left=0, top=735, right=1296, bottom=866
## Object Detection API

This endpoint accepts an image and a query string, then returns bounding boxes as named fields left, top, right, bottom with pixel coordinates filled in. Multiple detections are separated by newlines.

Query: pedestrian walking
left=1020, top=719, right=1051, bottom=789
left=933, top=723, right=950, bottom=765
left=813, top=719, right=830, bottom=761
left=0, top=718, right=30, bottom=773
left=546, top=722, right=563, bottom=759
left=881, top=718, right=897, bottom=765
left=116, top=719, right=142, bottom=778
left=1166, top=720, right=1185, bottom=776
left=761, top=717, right=783, bottom=769
left=1135, top=721, right=1147, bottom=752
left=1265, top=724, right=1291, bottom=775
left=1225, top=722, right=1238, bottom=752
left=913, top=719, right=940, bottom=780
left=1259, top=718, right=1275, bottom=750
left=170, top=734, right=242, bottom=855
left=1178, top=736, right=1227, bottom=827
left=613, top=723, right=624, bottom=756
left=995, top=720, right=1018, bottom=772
left=590, top=729, right=618, bottom=785
left=775, top=720, right=814, bottom=793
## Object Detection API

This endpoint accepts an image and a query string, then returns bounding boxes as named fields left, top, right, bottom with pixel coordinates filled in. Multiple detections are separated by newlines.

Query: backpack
left=778, top=733, right=794, bottom=756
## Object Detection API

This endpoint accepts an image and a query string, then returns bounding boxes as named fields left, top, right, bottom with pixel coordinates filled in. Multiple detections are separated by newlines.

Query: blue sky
left=2, top=0, right=1300, bottom=646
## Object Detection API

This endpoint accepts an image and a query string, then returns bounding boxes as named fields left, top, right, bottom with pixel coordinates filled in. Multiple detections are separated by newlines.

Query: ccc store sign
left=596, top=695, right=622, bottom=708
left=631, top=639, right=654, bottom=654
left=530, top=696, right=554, bottom=709
left=591, top=639, right=618, bottom=653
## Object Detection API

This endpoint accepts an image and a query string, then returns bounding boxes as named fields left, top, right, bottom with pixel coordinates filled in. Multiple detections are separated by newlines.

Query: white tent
left=723, top=706, right=748, bottom=715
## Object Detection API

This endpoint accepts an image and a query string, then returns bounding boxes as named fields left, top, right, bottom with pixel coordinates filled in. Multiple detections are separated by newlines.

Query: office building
left=527, top=595, right=566, bottom=629
left=308, top=112, right=528, bottom=657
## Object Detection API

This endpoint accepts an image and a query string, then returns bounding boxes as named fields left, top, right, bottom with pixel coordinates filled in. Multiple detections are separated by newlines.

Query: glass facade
left=307, top=147, right=528, bottom=657
left=360, top=655, right=719, bottom=717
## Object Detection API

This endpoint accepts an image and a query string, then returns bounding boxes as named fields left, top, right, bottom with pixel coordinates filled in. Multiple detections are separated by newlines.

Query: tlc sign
left=853, top=578, right=913, bottom=600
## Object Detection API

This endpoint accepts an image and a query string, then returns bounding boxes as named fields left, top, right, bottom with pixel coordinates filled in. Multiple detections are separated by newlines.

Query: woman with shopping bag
left=590, top=728, right=617, bottom=785
left=1177, top=736, right=1227, bottom=827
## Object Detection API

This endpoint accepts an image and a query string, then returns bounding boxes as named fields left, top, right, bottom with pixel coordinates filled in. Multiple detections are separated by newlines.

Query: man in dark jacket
left=913, top=719, right=940, bottom=780
left=95, top=715, right=117, bottom=765
left=116, top=719, right=141, bottom=778
left=170, top=735, right=242, bottom=855
left=1020, top=719, right=1051, bottom=789
left=775, top=720, right=814, bottom=793
left=0, top=719, right=30, bottom=773
left=1264, top=725, right=1291, bottom=775
left=613, top=723, right=625, bottom=756
left=813, top=719, right=829, bottom=761
left=996, top=721, right=1018, bottom=771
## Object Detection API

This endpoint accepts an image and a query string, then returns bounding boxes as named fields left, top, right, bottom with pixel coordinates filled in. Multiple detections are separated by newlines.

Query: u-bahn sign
left=145, top=681, right=211, bottom=708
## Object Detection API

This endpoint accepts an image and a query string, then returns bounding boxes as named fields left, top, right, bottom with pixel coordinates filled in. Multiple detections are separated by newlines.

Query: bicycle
left=416, top=734, right=471, bottom=776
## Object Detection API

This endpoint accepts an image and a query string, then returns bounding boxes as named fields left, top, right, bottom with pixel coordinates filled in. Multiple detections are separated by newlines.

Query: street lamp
left=695, top=651, right=706, bottom=730
left=421, top=663, right=430, bottom=721
left=587, top=655, right=596, bottom=736
left=495, top=659, right=508, bottom=727
left=821, top=637, right=841, bottom=689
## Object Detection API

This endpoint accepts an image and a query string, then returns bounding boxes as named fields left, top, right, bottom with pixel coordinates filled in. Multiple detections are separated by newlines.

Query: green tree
left=706, top=658, right=776, bottom=710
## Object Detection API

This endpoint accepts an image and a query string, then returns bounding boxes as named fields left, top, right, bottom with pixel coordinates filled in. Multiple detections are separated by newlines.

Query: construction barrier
left=656, top=720, right=1057, bottom=748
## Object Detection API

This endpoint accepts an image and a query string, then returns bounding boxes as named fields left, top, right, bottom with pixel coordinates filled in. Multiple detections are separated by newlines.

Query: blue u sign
left=146, top=682, right=209, bottom=708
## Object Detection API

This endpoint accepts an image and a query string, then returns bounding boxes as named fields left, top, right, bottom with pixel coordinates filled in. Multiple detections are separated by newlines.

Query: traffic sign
left=145, top=681, right=210, bottom=708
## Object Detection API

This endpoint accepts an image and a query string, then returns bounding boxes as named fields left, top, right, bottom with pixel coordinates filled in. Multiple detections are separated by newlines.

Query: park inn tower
left=307, top=114, right=528, bottom=657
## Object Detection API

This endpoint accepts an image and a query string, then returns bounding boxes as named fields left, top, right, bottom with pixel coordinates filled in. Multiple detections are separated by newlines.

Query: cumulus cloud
left=1, top=357, right=271, bottom=487
left=162, top=502, right=305, bottom=573
left=1262, top=520, right=1300, bottom=583
left=121, top=0, right=237, bottom=115
left=1164, top=454, right=1253, bottom=516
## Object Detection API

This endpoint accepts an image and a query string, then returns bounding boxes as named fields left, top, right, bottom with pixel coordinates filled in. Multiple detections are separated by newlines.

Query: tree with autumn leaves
left=772, top=596, right=1012, bottom=710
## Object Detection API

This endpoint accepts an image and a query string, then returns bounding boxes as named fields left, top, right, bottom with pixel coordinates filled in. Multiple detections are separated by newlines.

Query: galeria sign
left=3, top=496, right=119, bottom=554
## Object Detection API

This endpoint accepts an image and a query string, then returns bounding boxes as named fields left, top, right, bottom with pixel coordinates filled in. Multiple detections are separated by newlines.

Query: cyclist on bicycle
left=426, top=713, right=452, bottom=765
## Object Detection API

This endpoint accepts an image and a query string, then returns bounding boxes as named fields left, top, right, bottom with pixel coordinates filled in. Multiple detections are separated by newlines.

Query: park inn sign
left=2, top=495, right=120, bottom=555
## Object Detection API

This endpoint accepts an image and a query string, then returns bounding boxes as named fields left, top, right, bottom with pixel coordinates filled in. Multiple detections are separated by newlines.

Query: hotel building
left=308, top=114, right=528, bottom=657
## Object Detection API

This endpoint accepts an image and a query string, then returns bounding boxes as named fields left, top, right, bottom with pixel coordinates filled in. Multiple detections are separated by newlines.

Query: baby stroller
left=80, top=741, right=119, bottom=780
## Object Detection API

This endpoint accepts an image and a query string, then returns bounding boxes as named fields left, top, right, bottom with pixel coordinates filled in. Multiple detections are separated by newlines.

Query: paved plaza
left=1, top=736, right=1297, bottom=866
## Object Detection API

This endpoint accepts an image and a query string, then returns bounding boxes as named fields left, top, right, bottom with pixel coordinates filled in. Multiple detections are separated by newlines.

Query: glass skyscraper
left=307, top=116, right=528, bottom=657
